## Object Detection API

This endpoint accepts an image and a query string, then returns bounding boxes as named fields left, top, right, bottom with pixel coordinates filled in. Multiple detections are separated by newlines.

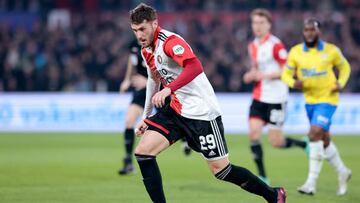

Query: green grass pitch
left=0, top=133, right=359, bottom=203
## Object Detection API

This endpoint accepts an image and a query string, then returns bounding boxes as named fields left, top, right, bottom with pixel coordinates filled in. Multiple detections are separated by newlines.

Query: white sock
left=324, top=142, right=347, bottom=174
left=306, top=141, right=324, bottom=185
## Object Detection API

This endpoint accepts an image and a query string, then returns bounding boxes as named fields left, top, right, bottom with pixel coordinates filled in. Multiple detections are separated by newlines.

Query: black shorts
left=144, top=106, right=228, bottom=160
left=249, top=99, right=286, bottom=128
left=131, top=88, right=146, bottom=108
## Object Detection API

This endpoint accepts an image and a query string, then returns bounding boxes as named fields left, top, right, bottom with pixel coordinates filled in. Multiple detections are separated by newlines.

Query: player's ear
left=152, top=20, right=158, bottom=29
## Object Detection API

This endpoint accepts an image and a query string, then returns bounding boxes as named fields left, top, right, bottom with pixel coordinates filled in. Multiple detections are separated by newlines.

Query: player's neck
left=256, top=32, right=270, bottom=44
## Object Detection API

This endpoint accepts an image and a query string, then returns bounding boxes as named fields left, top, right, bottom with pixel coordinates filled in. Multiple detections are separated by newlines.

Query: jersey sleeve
left=333, top=47, right=351, bottom=88
left=163, top=35, right=196, bottom=67
left=273, top=42, right=288, bottom=66
left=281, top=47, right=297, bottom=88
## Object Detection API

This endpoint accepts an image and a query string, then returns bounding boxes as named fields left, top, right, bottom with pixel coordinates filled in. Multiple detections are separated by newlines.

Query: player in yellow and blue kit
left=281, top=19, right=352, bottom=196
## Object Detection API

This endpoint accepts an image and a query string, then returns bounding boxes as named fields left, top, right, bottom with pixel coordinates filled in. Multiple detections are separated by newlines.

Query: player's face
left=251, top=15, right=271, bottom=38
left=303, top=24, right=320, bottom=45
left=131, top=20, right=158, bottom=48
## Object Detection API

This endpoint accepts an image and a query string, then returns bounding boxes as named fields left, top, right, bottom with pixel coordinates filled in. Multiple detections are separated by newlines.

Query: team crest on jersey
left=157, top=55, right=163, bottom=64
left=278, top=49, right=288, bottom=59
left=173, top=44, right=185, bottom=55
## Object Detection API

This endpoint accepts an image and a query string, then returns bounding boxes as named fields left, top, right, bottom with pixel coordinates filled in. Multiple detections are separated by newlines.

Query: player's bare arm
left=243, top=67, right=257, bottom=84
left=293, top=80, right=304, bottom=90
left=120, top=55, right=135, bottom=93
left=331, top=82, right=342, bottom=93
left=131, top=74, right=147, bottom=90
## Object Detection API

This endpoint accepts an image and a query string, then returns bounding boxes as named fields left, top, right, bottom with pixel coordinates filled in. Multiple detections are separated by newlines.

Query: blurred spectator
left=0, top=0, right=359, bottom=92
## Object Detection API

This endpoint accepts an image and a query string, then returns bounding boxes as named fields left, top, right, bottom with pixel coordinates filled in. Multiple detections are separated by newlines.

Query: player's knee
left=210, top=164, right=225, bottom=175
left=249, top=130, right=261, bottom=141
left=269, top=137, right=283, bottom=148
left=134, top=143, right=152, bottom=155
left=208, top=159, right=230, bottom=175
left=125, top=117, right=136, bottom=128
left=309, top=126, right=324, bottom=141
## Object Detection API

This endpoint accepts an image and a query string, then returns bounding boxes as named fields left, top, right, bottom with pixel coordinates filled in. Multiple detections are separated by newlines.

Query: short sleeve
left=332, top=46, right=345, bottom=66
left=163, top=35, right=196, bottom=67
left=273, top=42, right=288, bottom=66
left=285, top=47, right=297, bottom=70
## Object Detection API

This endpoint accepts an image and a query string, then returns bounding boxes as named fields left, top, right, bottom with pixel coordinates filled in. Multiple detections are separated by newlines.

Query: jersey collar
left=303, top=39, right=324, bottom=52
left=144, top=26, right=161, bottom=53
left=151, top=26, right=161, bottom=51
left=259, top=32, right=271, bottom=45
left=255, top=32, right=271, bottom=45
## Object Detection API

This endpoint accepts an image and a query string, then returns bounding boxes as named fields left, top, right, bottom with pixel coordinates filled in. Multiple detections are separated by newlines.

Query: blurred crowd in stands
left=0, top=0, right=360, bottom=92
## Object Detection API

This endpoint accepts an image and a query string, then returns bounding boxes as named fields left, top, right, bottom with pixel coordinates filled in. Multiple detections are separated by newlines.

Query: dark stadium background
left=1, top=0, right=359, bottom=92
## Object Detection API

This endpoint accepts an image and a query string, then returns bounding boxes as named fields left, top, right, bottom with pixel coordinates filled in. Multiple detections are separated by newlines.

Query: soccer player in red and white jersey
left=243, top=9, right=307, bottom=183
left=129, top=3, right=286, bottom=203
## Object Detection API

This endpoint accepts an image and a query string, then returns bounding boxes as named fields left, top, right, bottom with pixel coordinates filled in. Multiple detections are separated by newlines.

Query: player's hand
left=135, top=120, right=148, bottom=137
left=331, top=82, right=342, bottom=93
left=152, top=87, right=171, bottom=108
left=131, top=74, right=147, bottom=90
left=243, top=70, right=257, bottom=84
left=293, top=80, right=303, bottom=90
left=254, top=71, right=265, bottom=81
left=120, top=80, right=131, bottom=93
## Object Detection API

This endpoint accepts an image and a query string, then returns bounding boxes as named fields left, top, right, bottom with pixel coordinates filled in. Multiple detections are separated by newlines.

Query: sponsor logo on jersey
left=173, top=45, right=185, bottom=55
left=301, top=68, right=327, bottom=78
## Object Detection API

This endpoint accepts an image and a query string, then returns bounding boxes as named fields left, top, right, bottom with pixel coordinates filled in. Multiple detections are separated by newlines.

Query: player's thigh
left=185, top=116, right=229, bottom=162
left=248, top=118, right=265, bottom=141
left=267, top=102, right=286, bottom=129
left=268, top=128, right=284, bottom=147
left=125, top=104, right=143, bottom=127
left=248, top=100, right=267, bottom=141
left=207, top=157, right=230, bottom=174
left=135, top=130, right=170, bottom=156
left=309, top=103, right=337, bottom=132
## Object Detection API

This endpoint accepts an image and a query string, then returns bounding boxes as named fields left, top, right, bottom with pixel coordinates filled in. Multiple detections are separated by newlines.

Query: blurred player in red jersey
left=130, top=3, right=286, bottom=203
left=243, top=9, right=307, bottom=183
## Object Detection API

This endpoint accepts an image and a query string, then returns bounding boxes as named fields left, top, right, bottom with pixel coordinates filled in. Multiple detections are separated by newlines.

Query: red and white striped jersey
left=248, top=33, right=288, bottom=103
left=141, top=26, right=222, bottom=121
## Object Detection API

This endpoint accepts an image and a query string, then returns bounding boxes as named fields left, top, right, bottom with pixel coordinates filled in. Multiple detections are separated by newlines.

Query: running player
left=118, top=39, right=148, bottom=175
left=130, top=3, right=286, bottom=203
left=118, top=39, right=193, bottom=175
left=282, top=18, right=352, bottom=196
left=243, top=8, right=307, bottom=183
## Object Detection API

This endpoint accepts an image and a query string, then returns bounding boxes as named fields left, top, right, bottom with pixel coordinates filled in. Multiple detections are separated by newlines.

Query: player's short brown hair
left=129, top=3, right=157, bottom=24
left=250, top=8, right=272, bottom=24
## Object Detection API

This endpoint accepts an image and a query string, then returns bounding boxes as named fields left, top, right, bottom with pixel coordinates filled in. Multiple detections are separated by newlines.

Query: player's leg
left=267, top=103, right=307, bottom=150
left=298, top=125, right=324, bottom=195
left=208, top=157, right=285, bottom=203
left=201, top=117, right=286, bottom=202
left=134, top=130, right=170, bottom=203
left=298, top=104, right=328, bottom=195
left=248, top=99, right=269, bottom=181
left=135, top=109, right=183, bottom=203
left=323, top=128, right=352, bottom=195
left=119, top=103, right=143, bottom=175
left=268, top=128, right=307, bottom=149
left=249, top=118, right=268, bottom=182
